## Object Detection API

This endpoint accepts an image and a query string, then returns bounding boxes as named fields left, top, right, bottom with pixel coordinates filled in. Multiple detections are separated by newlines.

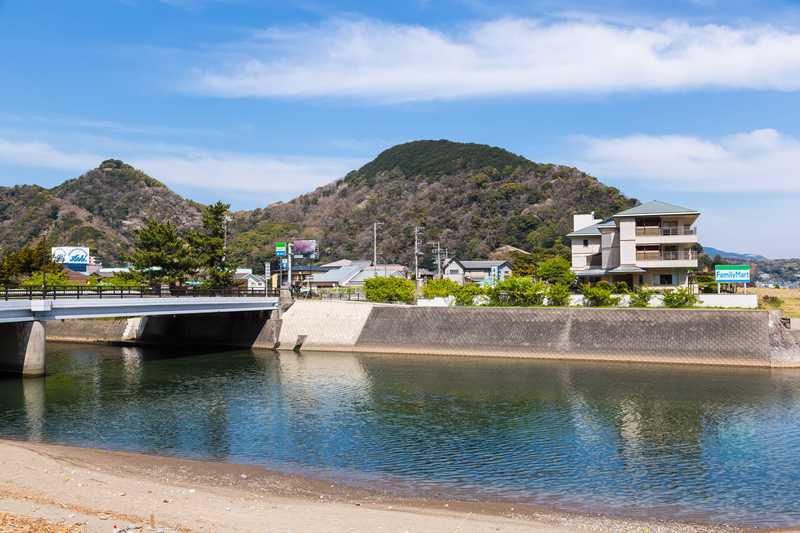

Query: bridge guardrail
left=1, top=286, right=280, bottom=301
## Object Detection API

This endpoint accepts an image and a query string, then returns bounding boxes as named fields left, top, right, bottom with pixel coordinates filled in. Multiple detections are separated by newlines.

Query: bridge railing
left=0, top=286, right=280, bottom=301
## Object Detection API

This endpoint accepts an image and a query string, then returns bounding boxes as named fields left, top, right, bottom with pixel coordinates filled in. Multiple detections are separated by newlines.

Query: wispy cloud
left=131, top=152, right=362, bottom=195
left=575, top=128, right=800, bottom=192
left=0, top=135, right=360, bottom=197
left=188, top=17, right=800, bottom=102
left=0, top=138, right=100, bottom=171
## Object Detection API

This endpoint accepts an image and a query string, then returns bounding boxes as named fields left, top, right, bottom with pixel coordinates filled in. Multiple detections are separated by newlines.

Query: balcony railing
left=636, top=250, right=697, bottom=261
left=635, top=226, right=696, bottom=237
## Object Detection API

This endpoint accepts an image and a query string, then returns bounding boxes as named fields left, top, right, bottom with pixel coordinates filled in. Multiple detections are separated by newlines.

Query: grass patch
left=754, top=288, right=800, bottom=318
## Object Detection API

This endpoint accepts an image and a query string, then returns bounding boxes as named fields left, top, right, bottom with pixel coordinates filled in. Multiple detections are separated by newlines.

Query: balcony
left=635, top=226, right=696, bottom=236
left=635, top=249, right=698, bottom=268
left=634, top=226, right=698, bottom=244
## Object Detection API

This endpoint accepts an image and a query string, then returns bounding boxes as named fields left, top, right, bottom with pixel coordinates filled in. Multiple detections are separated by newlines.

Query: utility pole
left=429, top=241, right=443, bottom=278
left=372, top=222, right=384, bottom=267
left=223, top=214, right=232, bottom=263
left=413, top=226, right=424, bottom=287
left=287, top=242, right=293, bottom=292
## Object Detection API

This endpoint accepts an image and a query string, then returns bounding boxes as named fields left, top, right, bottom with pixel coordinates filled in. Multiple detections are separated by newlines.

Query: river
left=1, top=342, right=799, bottom=527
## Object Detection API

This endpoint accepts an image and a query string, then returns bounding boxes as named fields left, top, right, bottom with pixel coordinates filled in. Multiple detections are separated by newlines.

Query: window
left=659, top=274, right=673, bottom=286
left=583, top=239, right=589, bottom=247
left=639, top=275, right=644, bottom=285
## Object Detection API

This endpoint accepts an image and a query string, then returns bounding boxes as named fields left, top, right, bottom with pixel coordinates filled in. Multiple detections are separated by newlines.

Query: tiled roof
left=614, top=200, right=699, bottom=217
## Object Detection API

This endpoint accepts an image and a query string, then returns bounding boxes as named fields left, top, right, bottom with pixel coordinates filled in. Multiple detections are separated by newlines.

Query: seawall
left=43, top=302, right=800, bottom=367
left=276, top=302, right=800, bottom=367
left=46, top=311, right=281, bottom=351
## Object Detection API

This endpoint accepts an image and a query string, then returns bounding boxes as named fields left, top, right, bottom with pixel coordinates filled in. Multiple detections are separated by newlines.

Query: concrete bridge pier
left=0, top=321, right=47, bottom=377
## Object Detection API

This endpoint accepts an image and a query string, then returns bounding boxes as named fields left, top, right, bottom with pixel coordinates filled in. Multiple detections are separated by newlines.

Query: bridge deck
left=0, top=297, right=280, bottom=323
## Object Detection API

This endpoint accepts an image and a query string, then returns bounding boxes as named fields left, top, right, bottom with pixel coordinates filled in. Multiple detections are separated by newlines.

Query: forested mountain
left=0, top=160, right=201, bottom=263
left=0, top=141, right=636, bottom=268
left=227, top=140, right=635, bottom=268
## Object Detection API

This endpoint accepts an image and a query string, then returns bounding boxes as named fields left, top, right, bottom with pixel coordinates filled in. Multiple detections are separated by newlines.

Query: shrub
left=21, top=271, right=70, bottom=287
left=595, top=280, right=615, bottom=292
left=761, top=295, right=784, bottom=309
left=581, top=285, right=620, bottom=307
left=364, top=277, right=416, bottom=304
left=662, top=287, right=698, bottom=308
left=422, top=278, right=460, bottom=299
left=630, top=289, right=655, bottom=308
left=536, top=257, right=576, bottom=286
left=614, top=281, right=631, bottom=294
left=547, top=283, right=571, bottom=306
left=454, top=284, right=487, bottom=306
left=490, top=277, right=547, bottom=306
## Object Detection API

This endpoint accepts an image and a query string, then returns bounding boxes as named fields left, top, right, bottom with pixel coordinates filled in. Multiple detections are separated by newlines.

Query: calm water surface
left=1, top=343, right=800, bottom=527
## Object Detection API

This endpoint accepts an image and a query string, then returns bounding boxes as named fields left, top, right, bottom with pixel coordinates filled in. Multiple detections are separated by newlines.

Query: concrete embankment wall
left=47, top=318, right=131, bottom=343
left=46, top=311, right=281, bottom=350
left=277, top=302, right=800, bottom=367
left=276, top=300, right=375, bottom=351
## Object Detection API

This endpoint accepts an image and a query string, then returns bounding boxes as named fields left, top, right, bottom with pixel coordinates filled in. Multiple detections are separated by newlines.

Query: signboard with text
left=275, top=242, right=287, bottom=257
left=715, top=265, right=751, bottom=283
left=292, top=239, right=318, bottom=259
left=52, top=246, right=89, bottom=272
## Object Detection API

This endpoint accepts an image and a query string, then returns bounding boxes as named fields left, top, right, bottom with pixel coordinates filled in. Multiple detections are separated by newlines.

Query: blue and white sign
left=715, top=265, right=751, bottom=283
left=52, top=247, right=89, bottom=271
left=280, top=258, right=289, bottom=269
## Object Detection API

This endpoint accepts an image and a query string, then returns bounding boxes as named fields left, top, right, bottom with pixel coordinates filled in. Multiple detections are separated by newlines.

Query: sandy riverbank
left=0, top=439, right=755, bottom=533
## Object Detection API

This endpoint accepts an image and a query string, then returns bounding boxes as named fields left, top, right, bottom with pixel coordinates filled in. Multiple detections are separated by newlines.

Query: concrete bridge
left=0, top=296, right=280, bottom=377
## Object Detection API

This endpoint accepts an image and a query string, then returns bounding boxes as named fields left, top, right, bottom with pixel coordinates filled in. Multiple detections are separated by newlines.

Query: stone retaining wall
left=353, top=307, right=782, bottom=365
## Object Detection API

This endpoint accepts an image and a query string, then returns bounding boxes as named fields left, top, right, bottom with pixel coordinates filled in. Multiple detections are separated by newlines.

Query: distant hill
left=702, top=246, right=768, bottom=262
left=0, top=160, right=202, bottom=264
left=228, top=140, right=636, bottom=267
left=0, top=141, right=637, bottom=269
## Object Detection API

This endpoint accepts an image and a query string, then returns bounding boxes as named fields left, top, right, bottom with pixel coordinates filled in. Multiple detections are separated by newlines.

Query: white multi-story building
left=567, top=201, right=700, bottom=289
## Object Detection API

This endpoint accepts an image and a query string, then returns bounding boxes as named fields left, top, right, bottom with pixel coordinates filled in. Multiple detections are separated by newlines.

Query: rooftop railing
left=635, top=226, right=696, bottom=237
left=636, top=250, right=698, bottom=261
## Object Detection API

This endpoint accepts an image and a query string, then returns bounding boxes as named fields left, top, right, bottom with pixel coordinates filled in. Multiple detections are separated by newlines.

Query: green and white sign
left=715, top=264, right=750, bottom=283
left=275, top=242, right=287, bottom=257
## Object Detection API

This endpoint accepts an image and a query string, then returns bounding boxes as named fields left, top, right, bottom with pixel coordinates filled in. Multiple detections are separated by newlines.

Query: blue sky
left=1, top=0, right=800, bottom=257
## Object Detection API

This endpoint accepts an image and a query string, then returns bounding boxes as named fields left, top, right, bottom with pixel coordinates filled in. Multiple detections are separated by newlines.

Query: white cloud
left=190, top=17, right=800, bottom=101
left=576, top=128, right=800, bottom=192
left=0, top=135, right=360, bottom=197
left=131, top=152, right=362, bottom=195
left=0, top=138, right=100, bottom=171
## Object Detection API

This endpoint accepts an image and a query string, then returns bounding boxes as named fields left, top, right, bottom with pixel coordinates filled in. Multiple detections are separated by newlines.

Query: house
left=234, top=269, right=267, bottom=291
left=442, top=259, right=512, bottom=286
left=567, top=200, right=700, bottom=289
left=305, top=265, right=364, bottom=288
left=347, top=265, right=409, bottom=286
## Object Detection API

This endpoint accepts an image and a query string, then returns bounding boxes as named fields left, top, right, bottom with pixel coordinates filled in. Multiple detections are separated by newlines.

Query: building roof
left=447, top=259, right=510, bottom=270
left=608, top=265, right=646, bottom=274
left=566, top=223, right=602, bottom=237
left=307, top=265, right=362, bottom=285
left=576, top=269, right=607, bottom=277
left=320, top=259, right=370, bottom=269
left=348, top=269, right=406, bottom=284
left=613, top=200, right=699, bottom=218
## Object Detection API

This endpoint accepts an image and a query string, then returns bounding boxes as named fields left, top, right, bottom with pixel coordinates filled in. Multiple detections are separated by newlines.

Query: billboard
left=292, top=239, right=318, bottom=259
left=715, top=265, right=751, bottom=283
left=52, top=246, right=90, bottom=272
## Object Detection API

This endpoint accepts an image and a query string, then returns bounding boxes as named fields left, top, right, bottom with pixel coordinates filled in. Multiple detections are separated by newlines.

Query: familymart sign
left=715, top=265, right=751, bottom=283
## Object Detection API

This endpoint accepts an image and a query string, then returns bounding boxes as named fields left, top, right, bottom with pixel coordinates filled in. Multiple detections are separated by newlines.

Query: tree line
left=0, top=202, right=236, bottom=289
